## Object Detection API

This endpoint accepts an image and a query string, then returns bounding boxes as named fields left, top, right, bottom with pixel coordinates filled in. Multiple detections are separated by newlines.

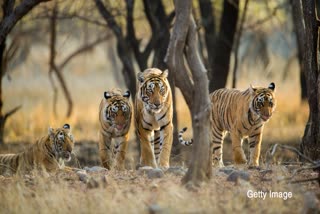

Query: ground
left=0, top=163, right=319, bottom=214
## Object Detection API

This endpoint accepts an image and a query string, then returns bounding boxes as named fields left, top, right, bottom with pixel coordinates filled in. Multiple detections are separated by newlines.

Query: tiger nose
left=154, top=102, right=161, bottom=107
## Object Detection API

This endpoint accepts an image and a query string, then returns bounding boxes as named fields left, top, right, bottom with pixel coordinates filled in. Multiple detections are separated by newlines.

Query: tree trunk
left=291, top=0, right=308, bottom=101
left=0, top=39, right=6, bottom=145
left=166, top=0, right=212, bottom=186
left=95, top=0, right=136, bottom=99
left=300, top=0, right=320, bottom=160
left=150, top=0, right=180, bottom=159
left=208, top=0, right=239, bottom=92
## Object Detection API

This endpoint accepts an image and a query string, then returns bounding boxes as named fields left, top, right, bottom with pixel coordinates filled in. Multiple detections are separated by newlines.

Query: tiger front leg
left=158, top=123, right=173, bottom=169
left=231, top=133, right=247, bottom=164
left=248, top=132, right=262, bottom=167
left=138, top=129, right=157, bottom=168
left=98, top=133, right=113, bottom=170
left=211, top=128, right=225, bottom=167
left=114, top=135, right=129, bottom=170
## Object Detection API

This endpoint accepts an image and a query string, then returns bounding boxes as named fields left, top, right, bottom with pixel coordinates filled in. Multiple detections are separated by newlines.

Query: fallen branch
left=268, top=144, right=317, bottom=165
left=265, top=143, right=320, bottom=186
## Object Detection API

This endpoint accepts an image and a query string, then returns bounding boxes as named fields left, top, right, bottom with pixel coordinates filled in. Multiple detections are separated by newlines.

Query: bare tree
left=299, top=0, right=320, bottom=160
left=0, top=0, right=51, bottom=144
left=199, top=0, right=239, bottom=92
left=165, top=0, right=212, bottom=185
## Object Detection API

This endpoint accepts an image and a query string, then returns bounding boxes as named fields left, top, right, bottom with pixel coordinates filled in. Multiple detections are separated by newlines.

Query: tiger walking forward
left=0, top=124, right=74, bottom=176
left=98, top=89, right=132, bottom=170
left=211, top=83, right=276, bottom=167
left=135, top=68, right=173, bottom=168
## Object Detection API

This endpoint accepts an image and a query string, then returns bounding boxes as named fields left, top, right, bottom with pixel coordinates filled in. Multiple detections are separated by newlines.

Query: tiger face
left=104, top=90, right=131, bottom=132
left=250, top=82, right=276, bottom=122
left=48, top=124, right=74, bottom=162
left=138, top=68, right=170, bottom=113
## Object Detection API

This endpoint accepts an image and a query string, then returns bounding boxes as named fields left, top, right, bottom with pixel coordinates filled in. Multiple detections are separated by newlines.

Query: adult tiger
left=135, top=68, right=174, bottom=168
left=211, top=83, right=276, bottom=167
left=98, top=88, right=132, bottom=170
left=0, top=124, right=74, bottom=176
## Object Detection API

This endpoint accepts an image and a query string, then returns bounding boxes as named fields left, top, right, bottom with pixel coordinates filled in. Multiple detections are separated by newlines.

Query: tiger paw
left=212, top=159, right=224, bottom=168
left=248, top=161, right=259, bottom=168
left=233, top=150, right=247, bottom=164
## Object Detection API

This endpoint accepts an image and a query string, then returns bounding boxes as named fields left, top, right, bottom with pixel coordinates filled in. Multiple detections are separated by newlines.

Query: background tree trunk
left=208, top=0, right=239, bottom=92
left=166, top=0, right=212, bottom=186
left=299, top=0, right=320, bottom=160
left=291, top=0, right=308, bottom=101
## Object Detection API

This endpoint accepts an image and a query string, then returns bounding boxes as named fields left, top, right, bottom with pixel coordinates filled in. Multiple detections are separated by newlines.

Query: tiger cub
left=98, top=88, right=132, bottom=170
left=0, top=124, right=74, bottom=176
left=135, top=68, right=174, bottom=168
left=211, top=83, right=276, bottom=167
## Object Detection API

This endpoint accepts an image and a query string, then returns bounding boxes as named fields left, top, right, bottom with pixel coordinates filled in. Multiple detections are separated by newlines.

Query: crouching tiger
left=98, top=89, right=132, bottom=170
left=0, top=124, right=74, bottom=176
left=211, top=82, right=276, bottom=167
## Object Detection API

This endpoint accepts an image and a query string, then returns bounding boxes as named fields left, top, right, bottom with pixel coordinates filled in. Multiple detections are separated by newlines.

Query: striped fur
left=135, top=68, right=173, bottom=168
left=98, top=88, right=132, bottom=170
left=0, top=124, right=74, bottom=176
left=211, top=82, right=276, bottom=167
left=178, top=127, right=193, bottom=146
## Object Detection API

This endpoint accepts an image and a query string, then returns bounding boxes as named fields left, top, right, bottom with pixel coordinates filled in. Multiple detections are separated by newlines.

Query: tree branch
left=0, top=0, right=52, bottom=44
left=59, top=34, right=111, bottom=71
left=232, top=0, right=249, bottom=88
left=165, top=0, right=193, bottom=107
left=48, top=3, right=73, bottom=118
left=94, top=0, right=136, bottom=100
left=94, top=0, right=123, bottom=39
left=4, top=105, right=22, bottom=120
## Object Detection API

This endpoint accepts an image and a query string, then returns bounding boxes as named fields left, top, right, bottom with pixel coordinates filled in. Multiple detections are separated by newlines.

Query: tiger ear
left=104, top=92, right=112, bottom=99
left=249, top=84, right=257, bottom=93
left=161, top=69, right=168, bottom=78
left=123, top=90, right=130, bottom=98
left=48, top=127, right=54, bottom=136
left=63, top=124, right=70, bottom=130
left=268, top=82, right=275, bottom=91
left=138, top=73, right=144, bottom=83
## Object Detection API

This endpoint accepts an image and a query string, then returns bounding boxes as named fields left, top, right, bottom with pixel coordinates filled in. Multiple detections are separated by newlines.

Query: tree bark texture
left=291, top=0, right=308, bottom=101
left=300, top=0, right=320, bottom=160
left=165, top=0, right=212, bottom=185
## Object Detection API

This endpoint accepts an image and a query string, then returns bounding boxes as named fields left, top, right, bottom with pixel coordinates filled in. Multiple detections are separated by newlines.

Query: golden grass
left=0, top=167, right=316, bottom=214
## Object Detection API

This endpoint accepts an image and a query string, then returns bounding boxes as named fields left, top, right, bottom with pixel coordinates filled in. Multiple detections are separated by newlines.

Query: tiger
left=98, top=88, right=132, bottom=170
left=135, top=68, right=175, bottom=169
left=210, top=82, right=276, bottom=167
left=178, top=127, right=193, bottom=146
left=0, top=124, right=74, bottom=176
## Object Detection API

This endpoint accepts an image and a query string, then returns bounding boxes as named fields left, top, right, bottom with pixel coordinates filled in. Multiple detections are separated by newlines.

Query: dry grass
left=0, top=166, right=318, bottom=214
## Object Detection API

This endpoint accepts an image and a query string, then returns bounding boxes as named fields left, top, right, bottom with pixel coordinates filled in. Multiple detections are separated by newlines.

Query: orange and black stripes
left=98, top=89, right=132, bottom=170
left=210, top=83, right=276, bottom=167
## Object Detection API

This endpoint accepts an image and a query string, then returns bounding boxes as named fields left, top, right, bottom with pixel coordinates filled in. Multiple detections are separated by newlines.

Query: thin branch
left=59, top=34, right=111, bottom=71
left=4, top=105, right=22, bottom=120
left=244, top=2, right=287, bottom=30
left=268, top=144, right=317, bottom=165
left=232, top=0, right=249, bottom=88
left=48, top=3, right=73, bottom=118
